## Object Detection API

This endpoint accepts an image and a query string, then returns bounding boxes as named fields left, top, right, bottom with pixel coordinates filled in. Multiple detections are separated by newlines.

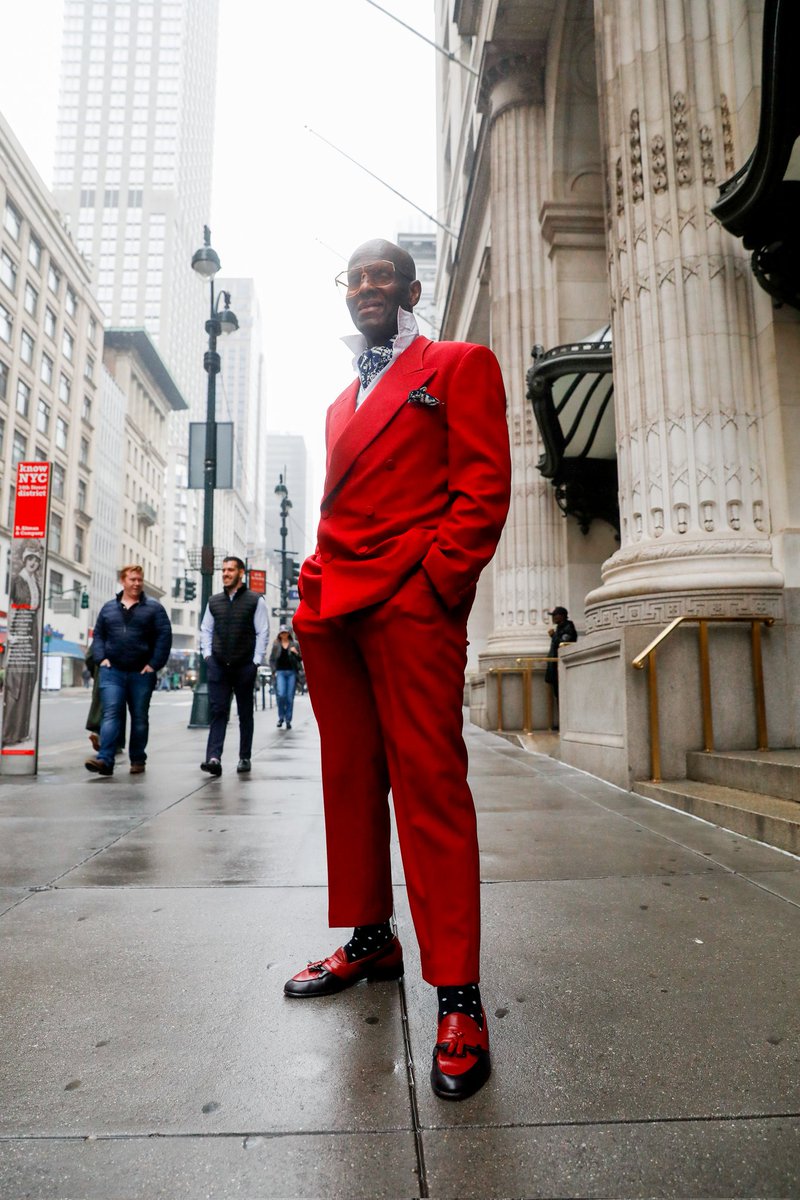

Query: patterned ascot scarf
left=356, top=342, right=395, bottom=391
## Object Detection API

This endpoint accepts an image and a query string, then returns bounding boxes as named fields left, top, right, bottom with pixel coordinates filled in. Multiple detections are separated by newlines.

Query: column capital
left=478, top=41, right=545, bottom=121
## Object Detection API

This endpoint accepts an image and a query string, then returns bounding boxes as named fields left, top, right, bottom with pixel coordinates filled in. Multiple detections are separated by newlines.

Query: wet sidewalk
left=1, top=696, right=799, bottom=1198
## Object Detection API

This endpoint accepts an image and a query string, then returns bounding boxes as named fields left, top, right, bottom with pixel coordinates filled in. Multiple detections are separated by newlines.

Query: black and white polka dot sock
left=437, top=983, right=483, bottom=1029
left=343, top=921, right=393, bottom=963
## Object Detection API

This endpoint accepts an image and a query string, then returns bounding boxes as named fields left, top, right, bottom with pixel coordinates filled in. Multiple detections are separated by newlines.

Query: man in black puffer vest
left=199, top=556, right=269, bottom=776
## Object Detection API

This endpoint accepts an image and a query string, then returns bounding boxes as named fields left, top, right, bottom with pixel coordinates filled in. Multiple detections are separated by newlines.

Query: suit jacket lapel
left=323, top=336, right=435, bottom=504
left=325, top=381, right=359, bottom=474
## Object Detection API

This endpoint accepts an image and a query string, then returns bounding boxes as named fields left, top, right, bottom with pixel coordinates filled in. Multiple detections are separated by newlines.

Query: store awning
left=526, top=324, right=618, bottom=535
left=45, top=638, right=86, bottom=658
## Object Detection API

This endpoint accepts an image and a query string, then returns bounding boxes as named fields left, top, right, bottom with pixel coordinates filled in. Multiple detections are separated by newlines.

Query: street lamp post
left=274, top=475, right=292, bottom=617
left=188, top=225, right=238, bottom=729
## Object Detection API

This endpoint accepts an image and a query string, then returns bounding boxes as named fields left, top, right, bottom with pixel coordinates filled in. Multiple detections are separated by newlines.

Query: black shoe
left=200, top=758, right=222, bottom=776
left=236, top=758, right=251, bottom=773
left=277, top=719, right=283, bottom=728
left=286, top=721, right=292, bottom=730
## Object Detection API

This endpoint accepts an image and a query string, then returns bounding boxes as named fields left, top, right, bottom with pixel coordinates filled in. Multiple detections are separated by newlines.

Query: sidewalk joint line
left=395, top=930, right=429, bottom=1199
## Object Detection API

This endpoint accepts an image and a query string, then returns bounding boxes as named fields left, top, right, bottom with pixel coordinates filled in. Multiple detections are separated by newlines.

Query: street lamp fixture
left=188, top=225, right=239, bottom=728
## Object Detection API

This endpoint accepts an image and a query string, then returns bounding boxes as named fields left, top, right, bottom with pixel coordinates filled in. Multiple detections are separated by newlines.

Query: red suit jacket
left=300, top=335, right=511, bottom=619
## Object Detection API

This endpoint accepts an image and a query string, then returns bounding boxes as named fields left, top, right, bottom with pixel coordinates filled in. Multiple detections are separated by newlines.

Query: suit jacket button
left=322, top=552, right=333, bottom=563
left=365, top=505, right=375, bottom=517
left=357, top=545, right=369, bottom=555
left=384, top=458, right=395, bottom=470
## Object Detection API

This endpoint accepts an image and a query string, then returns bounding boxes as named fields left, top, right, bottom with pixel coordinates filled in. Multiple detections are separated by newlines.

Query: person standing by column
left=199, top=556, right=269, bottom=776
left=285, top=238, right=511, bottom=1102
left=86, top=564, right=172, bottom=776
left=544, top=606, right=578, bottom=728
left=269, top=625, right=302, bottom=729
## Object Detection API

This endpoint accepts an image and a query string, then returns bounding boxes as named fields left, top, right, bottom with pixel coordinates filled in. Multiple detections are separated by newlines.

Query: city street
left=1, top=694, right=799, bottom=1198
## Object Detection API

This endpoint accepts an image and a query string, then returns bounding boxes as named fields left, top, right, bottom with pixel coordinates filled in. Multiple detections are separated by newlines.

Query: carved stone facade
left=435, top=0, right=800, bottom=768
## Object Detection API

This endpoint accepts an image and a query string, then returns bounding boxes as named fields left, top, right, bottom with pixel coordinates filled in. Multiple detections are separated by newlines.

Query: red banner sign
left=13, top=462, right=50, bottom=538
left=1, top=462, right=51, bottom=774
left=249, top=569, right=266, bottom=595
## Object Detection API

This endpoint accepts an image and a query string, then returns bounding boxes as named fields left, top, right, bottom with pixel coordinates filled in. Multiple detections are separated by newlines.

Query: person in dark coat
left=86, top=564, right=172, bottom=776
left=545, top=606, right=578, bottom=711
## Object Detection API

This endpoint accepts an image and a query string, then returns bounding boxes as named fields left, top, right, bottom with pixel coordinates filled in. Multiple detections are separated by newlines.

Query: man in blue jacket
left=86, top=564, right=172, bottom=776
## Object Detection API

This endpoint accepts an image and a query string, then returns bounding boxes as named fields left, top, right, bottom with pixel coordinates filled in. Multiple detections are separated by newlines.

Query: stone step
left=633, top=778, right=800, bottom=856
left=686, top=749, right=800, bottom=802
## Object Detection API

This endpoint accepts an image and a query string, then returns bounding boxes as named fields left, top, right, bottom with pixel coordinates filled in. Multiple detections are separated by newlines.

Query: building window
left=36, top=398, right=50, bottom=434
left=15, top=379, right=30, bottom=418
left=0, top=250, right=18, bottom=293
left=20, top=329, right=34, bottom=365
left=7, top=485, right=15, bottom=528
left=48, top=263, right=60, bottom=295
left=88, top=314, right=97, bottom=344
left=59, top=373, right=70, bottom=405
left=28, top=235, right=42, bottom=271
left=3, top=201, right=21, bottom=241
left=52, top=462, right=65, bottom=500
left=0, top=359, right=7, bottom=400
left=50, top=569, right=64, bottom=597
left=24, top=283, right=38, bottom=318
left=62, top=329, right=74, bottom=360
left=49, top=512, right=62, bottom=554
left=44, top=306, right=56, bottom=338
left=40, top=352, right=54, bottom=386
left=0, top=303, right=11, bottom=343
left=84, top=354, right=94, bottom=382
left=12, top=429, right=27, bottom=466
left=56, top=416, right=69, bottom=451
left=81, top=393, right=92, bottom=423
left=74, top=525, right=85, bottom=563
left=77, top=477, right=88, bottom=512
left=35, top=443, right=47, bottom=462
left=0, top=415, right=5, bottom=453
left=79, top=435, right=89, bottom=466
left=65, top=287, right=77, bottom=318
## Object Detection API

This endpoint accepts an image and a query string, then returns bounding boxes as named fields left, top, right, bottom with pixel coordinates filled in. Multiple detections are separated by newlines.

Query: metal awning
left=526, top=325, right=618, bottom=535
left=711, top=0, right=800, bottom=309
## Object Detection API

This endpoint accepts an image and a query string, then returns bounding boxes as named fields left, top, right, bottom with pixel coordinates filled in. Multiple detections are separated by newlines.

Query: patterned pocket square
left=407, top=385, right=442, bottom=407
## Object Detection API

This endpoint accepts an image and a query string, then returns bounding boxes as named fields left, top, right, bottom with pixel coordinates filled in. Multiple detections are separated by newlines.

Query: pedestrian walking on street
left=545, top=606, right=578, bottom=728
left=285, top=238, right=511, bottom=1102
left=86, top=565, right=172, bottom=776
left=199, top=556, right=269, bottom=777
left=269, top=625, right=301, bottom=729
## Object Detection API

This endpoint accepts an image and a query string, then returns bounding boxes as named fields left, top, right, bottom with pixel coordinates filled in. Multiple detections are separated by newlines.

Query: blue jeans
left=98, top=667, right=156, bottom=766
left=275, top=670, right=297, bottom=724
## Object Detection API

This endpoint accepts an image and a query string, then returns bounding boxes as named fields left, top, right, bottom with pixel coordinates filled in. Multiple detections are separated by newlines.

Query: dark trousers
left=205, top=657, right=257, bottom=761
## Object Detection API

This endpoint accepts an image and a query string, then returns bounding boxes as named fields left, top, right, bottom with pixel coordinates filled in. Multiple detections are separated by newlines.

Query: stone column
left=587, top=0, right=783, bottom=630
left=480, top=47, right=568, bottom=663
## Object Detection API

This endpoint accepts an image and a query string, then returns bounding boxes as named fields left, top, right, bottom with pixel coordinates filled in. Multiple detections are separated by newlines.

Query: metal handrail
left=632, top=615, right=775, bottom=782
left=487, top=657, right=558, bottom=733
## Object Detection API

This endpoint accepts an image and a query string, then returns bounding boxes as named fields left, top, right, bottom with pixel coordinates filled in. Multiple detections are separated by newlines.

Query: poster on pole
left=1, top=462, right=50, bottom=775
left=248, top=568, right=266, bottom=595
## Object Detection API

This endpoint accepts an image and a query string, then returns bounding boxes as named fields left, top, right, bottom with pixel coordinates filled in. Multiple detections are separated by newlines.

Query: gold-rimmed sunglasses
left=334, top=259, right=413, bottom=297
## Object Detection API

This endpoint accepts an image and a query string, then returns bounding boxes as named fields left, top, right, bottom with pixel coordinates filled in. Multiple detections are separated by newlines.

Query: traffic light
left=184, top=578, right=196, bottom=602
left=80, top=589, right=89, bottom=609
left=289, top=558, right=301, bottom=585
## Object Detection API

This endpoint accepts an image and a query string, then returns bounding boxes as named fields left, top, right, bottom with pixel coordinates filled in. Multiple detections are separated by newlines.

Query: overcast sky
left=0, top=0, right=439, bottom=511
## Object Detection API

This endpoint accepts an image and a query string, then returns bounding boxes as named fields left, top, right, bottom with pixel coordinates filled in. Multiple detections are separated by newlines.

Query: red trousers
left=292, top=568, right=480, bottom=985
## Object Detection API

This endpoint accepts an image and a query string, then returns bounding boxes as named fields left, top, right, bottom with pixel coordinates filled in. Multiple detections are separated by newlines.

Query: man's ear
left=407, top=280, right=422, bottom=309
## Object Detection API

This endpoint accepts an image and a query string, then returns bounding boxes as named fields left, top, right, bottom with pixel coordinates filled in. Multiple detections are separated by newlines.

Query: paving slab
left=0, top=887, right=411, bottom=1137
left=398, top=870, right=800, bottom=1129
left=0, top=1132, right=421, bottom=1200
left=0, top=816, right=147, bottom=887
left=422, top=1117, right=800, bottom=1199
left=59, top=808, right=330, bottom=887
left=477, top=805, right=726, bottom=882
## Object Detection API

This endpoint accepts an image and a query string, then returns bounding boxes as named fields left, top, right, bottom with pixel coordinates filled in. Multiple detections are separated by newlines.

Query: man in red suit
left=285, top=238, right=511, bottom=1101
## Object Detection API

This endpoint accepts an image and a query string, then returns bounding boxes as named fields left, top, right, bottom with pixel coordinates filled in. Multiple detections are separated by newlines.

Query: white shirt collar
left=342, top=305, right=419, bottom=368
